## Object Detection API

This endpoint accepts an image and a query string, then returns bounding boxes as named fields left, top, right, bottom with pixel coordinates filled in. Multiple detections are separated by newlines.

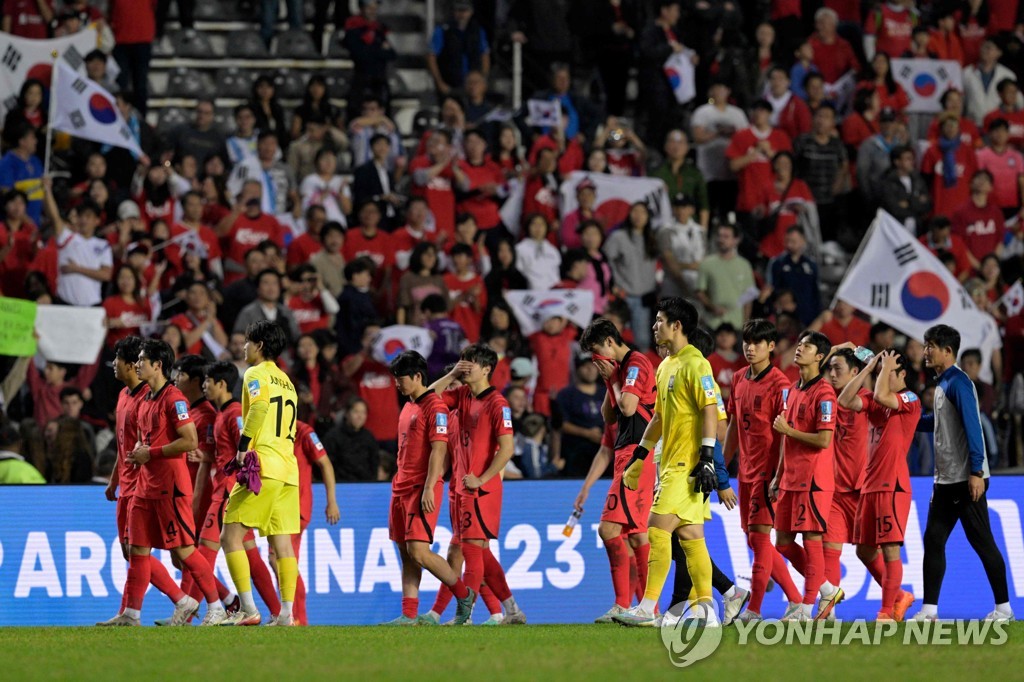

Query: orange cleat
left=875, top=611, right=896, bottom=622
left=893, top=591, right=915, bottom=622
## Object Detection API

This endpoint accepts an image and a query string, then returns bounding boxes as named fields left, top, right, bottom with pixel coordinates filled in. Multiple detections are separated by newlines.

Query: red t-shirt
left=392, top=391, right=449, bottom=496
left=708, top=351, right=746, bottom=399
left=409, top=155, right=456, bottom=240
left=115, top=383, right=148, bottom=497
left=287, top=294, right=330, bottom=334
left=286, top=233, right=322, bottom=267
left=820, top=316, right=872, bottom=347
left=170, top=223, right=222, bottom=264
left=212, top=399, right=243, bottom=491
left=975, top=146, right=1024, bottom=210
left=457, top=159, right=505, bottom=230
left=775, top=95, right=813, bottom=143
left=728, top=365, right=788, bottom=482
left=522, top=175, right=560, bottom=228
left=726, top=128, right=793, bottom=212
left=825, top=0, right=859, bottom=23
left=780, top=374, right=836, bottom=492
left=0, top=218, right=38, bottom=297
left=608, top=350, right=656, bottom=455
left=441, top=385, right=512, bottom=497
left=342, top=229, right=395, bottom=272
left=952, top=200, right=1007, bottom=261
left=109, top=0, right=156, bottom=44
left=224, top=213, right=287, bottom=282
left=169, top=312, right=223, bottom=356
left=103, top=295, right=152, bottom=350
left=490, top=356, right=511, bottom=393
left=295, top=420, right=326, bottom=525
left=809, top=34, right=860, bottom=83
left=861, top=389, right=921, bottom=494
left=4, top=0, right=52, bottom=38
left=443, top=272, right=486, bottom=343
left=529, top=326, right=576, bottom=402
left=135, top=382, right=195, bottom=500
left=755, top=177, right=815, bottom=259
left=833, top=389, right=870, bottom=492
left=347, top=355, right=399, bottom=442
left=186, top=397, right=217, bottom=487
left=921, top=142, right=978, bottom=218
left=926, top=116, right=982, bottom=149
left=865, top=3, right=917, bottom=58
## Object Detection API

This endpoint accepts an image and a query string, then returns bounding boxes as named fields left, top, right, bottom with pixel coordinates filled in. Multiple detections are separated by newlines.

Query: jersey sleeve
left=493, top=397, right=514, bottom=437
left=712, top=381, right=728, bottom=422
left=691, top=358, right=719, bottom=410
left=427, top=399, right=450, bottom=444
left=301, top=426, right=327, bottom=464
left=895, top=390, right=921, bottom=415
left=815, top=389, right=837, bottom=432
left=244, top=366, right=271, bottom=406
left=167, top=395, right=194, bottom=429
left=621, top=355, right=651, bottom=399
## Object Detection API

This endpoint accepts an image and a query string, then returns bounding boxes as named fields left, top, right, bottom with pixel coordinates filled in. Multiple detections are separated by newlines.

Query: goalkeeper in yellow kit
left=613, top=298, right=721, bottom=627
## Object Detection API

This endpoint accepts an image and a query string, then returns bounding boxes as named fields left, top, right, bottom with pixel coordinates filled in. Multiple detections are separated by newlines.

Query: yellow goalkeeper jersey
left=655, top=344, right=719, bottom=471
left=241, top=361, right=298, bottom=485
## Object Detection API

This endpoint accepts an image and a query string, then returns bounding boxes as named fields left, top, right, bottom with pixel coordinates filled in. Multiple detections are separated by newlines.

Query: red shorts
left=200, top=488, right=255, bottom=545
left=116, top=495, right=132, bottom=546
left=738, top=479, right=775, bottom=532
left=601, top=447, right=655, bottom=533
left=854, top=490, right=912, bottom=546
left=128, top=494, right=196, bottom=550
left=774, top=488, right=833, bottom=534
left=824, top=490, right=860, bottom=544
left=458, top=484, right=503, bottom=541
left=389, top=481, right=444, bottom=544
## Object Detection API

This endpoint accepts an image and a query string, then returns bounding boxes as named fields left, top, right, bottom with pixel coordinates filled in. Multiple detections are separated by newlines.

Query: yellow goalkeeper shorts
left=651, top=468, right=711, bottom=525
left=224, top=478, right=300, bottom=537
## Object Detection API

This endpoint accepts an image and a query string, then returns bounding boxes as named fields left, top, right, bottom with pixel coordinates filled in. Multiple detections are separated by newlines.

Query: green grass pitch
left=4, top=623, right=1024, bottom=681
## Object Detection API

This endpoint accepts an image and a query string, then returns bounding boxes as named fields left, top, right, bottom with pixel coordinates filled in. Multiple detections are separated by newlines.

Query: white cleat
left=595, top=605, right=628, bottom=624
left=911, top=611, right=937, bottom=623
left=723, top=588, right=750, bottom=625
left=734, top=609, right=763, bottom=624
left=267, top=614, right=295, bottom=626
left=219, top=608, right=262, bottom=626
left=780, top=602, right=810, bottom=622
left=612, top=605, right=658, bottom=627
left=95, top=612, right=140, bottom=627
left=200, top=607, right=229, bottom=626
left=169, top=596, right=200, bottom=626
left=984, top=610, right=1015, bottom=623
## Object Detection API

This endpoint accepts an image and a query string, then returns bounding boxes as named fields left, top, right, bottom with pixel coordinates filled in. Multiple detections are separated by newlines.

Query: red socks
left=197, top=545, right=232, bottom=601
left=450, top=577, right=469, bottom=600
left=823, top=545, right=843, bottom=588
left=882, top=559, right=903, bottom=615
left=629, top=554, right=640, bottom=603
left=148, top=556, right=186, bottom=603
left=777, top=542, right=807, bottom=575
left=633, top=542, right=650, bottom=600
left=603, top=535, right=631, bottom=608
left=747, top=533, right=772, bottom=614
left=801, top=539, right=824, bottom=605
left=432, top=583, right=454, bottom=614
left=864, top=550, right=887, bottom=587
left=402, top=597, right=418, bottom=619
left=125, top=554, right=151, bottom=611
left=771, top=547, right=804, bottom=604
left=248, top=546, right=282, bottom=616
left=480, top=584, right=502, bottom=615
left=181, top=551, right=219, bottom=604
left=290, top=535, right=306, bottom=625
left=462, top=543, right=484, bottom=594
left=482, top=549, right=512, bottom=602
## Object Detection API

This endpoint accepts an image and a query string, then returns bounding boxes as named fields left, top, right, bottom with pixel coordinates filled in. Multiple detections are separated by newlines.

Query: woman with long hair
left=860, top=52, right=910, bottom=114
left=103, top=264, right=152, bottom=350
left=480, top=299, right=527, bottom=358
left=250, top=74, right=289, bottom=148
left=43, top=417, right=94, bottom=484
left=2, top=79, right=46, bottom=149
left=484, top=238, right=528, bottom=302
left=577, top=220, right=615, bottom=315
left=200, top=175, right=232, bottom=227
left=292, top=73, right=344, bottom=139
left=495, top=124, right=526, bottom=179
left=396, top=242, right=448, bottom=325
left=602, top=201, right=659, bottom=350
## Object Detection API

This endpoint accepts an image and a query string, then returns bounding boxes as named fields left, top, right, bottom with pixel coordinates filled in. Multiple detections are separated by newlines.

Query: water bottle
left=563, top=509, right=582, bottom=537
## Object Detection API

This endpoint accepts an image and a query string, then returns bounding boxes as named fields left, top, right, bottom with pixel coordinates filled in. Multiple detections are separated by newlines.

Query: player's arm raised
left=838, top=352, right=881, bottom=412
left=427, top=360, right=475, bottom=395
left=871, top=350, right=900, bottom=410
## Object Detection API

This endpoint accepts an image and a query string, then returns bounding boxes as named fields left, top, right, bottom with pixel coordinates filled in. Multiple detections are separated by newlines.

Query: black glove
left=689, top=445, right=717, bottom=496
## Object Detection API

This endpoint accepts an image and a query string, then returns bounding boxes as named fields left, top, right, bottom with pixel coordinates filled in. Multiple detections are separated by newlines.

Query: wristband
left=150, top=445, right=164, bottom=458
left=701, top=437, right=716, bottom=448
left=238, top=435, right=252, bottom=452
left=640, top=438, right=656, bottom=451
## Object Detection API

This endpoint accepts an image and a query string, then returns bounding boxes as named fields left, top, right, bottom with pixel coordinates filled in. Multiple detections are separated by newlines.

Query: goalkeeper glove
left=689, top=445, right=717, bottom=497
left=623, top=445, right=649, bottom=490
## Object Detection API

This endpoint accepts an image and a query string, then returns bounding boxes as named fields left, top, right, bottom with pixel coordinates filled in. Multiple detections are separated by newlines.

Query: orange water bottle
left=563, top=509, right=582, bottom=537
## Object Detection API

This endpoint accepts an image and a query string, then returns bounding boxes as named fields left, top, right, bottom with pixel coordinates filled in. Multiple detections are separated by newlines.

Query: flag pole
left=43, top=50, right=59, bottom=176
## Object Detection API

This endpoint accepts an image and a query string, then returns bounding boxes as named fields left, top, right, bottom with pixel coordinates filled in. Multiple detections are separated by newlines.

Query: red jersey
left=115, top=383, right=148, bottom=497
left=457, top=158, right=505, bottom=230
left=295, top=421, right=326, bottom=524
left=186, top=397, right=218, bottom=487
left=608, top=350, right=656, bottom=453
left=833, top=389, right=870, bottom=493
left=809, top=34, right=860, bottom=83
left=728, top=365, right=788, bottom=482
left=601, top=422, right=618, bottom=450
left=223, top=213, right=287, bottom=280
left=135, top=382, right=195, bottom=500
left=865, top=3, right=917, bottom=58
left=409, top=155, right=456, bottom=240
left=347, top=355, right=399, bottom=441
left=708, top=351, right=746, bottom=399
left=169, top=312, right=223, bottom=356
left=342, top=229, right=395, bottom=273
left=726, top=127, right=793, bottom=213
left=780, top=374, right=836, bottom=492
left=861, top=389, right=921, bottom=494
left=3, top=0, right=52, bottom=39
left=919, top=233, right=973, bottom=280
left=392, top=391, right=449, bottom=496
left=522, top=175, right=560, bottom=227
left=952, top=200, right=1006, bottom=261
left=820, top=316, right=871, bottom=347
left=921, top=142, right=978, bottom=218
left=975, top=146, right=1024, bottom=210
left=441, top=385, right=513, bottom=497
left=212, top=399, right=243, bottom=490
left=529, top=327, right=575, bottom=404
left=170, top=223, right=222, bottom=264
left=103, top=295, right=152, bottom=350
left=287, top=294, right=330, bottom=334
left=926, top=116, right=982, bottom=149
left=775, top=95, right=813, bottom=142
left=447, top=408, right=468, bottom=483
left=286, top=233, right=323, bottom=267
left=444, top=272, right=486, bottom=343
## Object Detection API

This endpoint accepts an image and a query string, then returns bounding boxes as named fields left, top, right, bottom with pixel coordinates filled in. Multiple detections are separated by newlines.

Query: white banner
left=664, top=49, right=697, bottom=105
left=505, top=289, right=594, bottom=336
left=371, top=325, right=434, bottom=365
left=35, top=304, right=106, bottom=364
left=50, top=61, right=142, bottom=156
left=891, top=58, right=963, bottom=114
left=837, top=210, right=1001, bottom=368
left=0, top=29, right=97, bottom=120
left=558, top=171, right=672, bottom=229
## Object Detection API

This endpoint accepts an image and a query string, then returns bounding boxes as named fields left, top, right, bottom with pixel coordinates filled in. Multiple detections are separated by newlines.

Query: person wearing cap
left=657, top=192, right=704, bottom=298
left=559, top=177, right=616, bottom=249
left=982, top=80, right=1024, bottom=149
left=426, top=0, right=490, bottom=96
left=921, top=113, right=979, bottom=219
left=727, top=99, right=792, bottom=221
left=878, top=144, right=931, bottom=236
left=964, top=40, right=1022, bottom=125
left=856, top=106, right=908, bottom=206
left=650, top=130, right=710, bottom=229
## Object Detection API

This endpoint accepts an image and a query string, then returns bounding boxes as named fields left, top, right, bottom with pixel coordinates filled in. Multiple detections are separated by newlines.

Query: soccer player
left=385, top=350, right=475, bottom=625
left=912, top=324, right=1012, bottom=622
left=97, top=336, right=201, bottom=626
left=575, top=318, right=658, bottom=623
left=430, top=344, right=528, bottom=625
left=769, top=330, right=844, bottom=621
left=291, top=419, right=340, bottom=625
left=613, top=297, right=721, bottom=627
left=838, top=349, right=919, bottom=621
left=726, top=320, right=805, bottom=623
left=219, top=321, right=303, bottom=626
left=122, top=339, right=226, bottom=626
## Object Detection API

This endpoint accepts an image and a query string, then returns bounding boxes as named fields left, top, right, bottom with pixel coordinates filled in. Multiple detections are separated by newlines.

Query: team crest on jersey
left=247, top=380, right=261, bottom=398
left=435, top=413, right=448, bottom=435
left=236, top=416, right=244, bottom=431
left=502, top=406, right=513, bottom=429
left=174, top=401, right=189, bottom=421
left=625, top=366, right=640, bottom=387
left=310, top=432, right=325, bottom=451
left=900, top=392, right=918, bottom=403
left=821, top=401, right=834, bottom=422
left=700, top=375, right=715, bottom=399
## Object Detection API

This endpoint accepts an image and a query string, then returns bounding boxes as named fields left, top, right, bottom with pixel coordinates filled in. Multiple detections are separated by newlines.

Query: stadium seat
left=273, top=29, right=319, bottom=59
left=326, top=30, right=348, bottom=58
left=381, top=15, right=424, bottom=33
left=165, top=68, right=216, bottom=98
left=227, top=30, right=270, bottom=59
left=171, top=29, right=219, bottom=59
left=216, top=68, right=257, bottom=99
left=412, top=108, right=440, bottom=138
left=157, top=107, right=190, bottom=134
left=273, top=69, right=307, bottom=99
left=323, top=72, right=349, bottom=99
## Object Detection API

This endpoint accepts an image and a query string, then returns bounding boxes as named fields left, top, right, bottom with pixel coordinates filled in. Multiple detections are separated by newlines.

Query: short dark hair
left=255, top=268, right=282, bottom=288
left=114, top=335, right=143, bottom=364
left=389, top=350, right=428, bottom=382
left=924, top=324, right=961, bottom=357
left=139, top=339, right=176, bottom=379
left=257, top=130, right=278, bottom=143
left=997, top=78, right=1018, bottom=94
left=742, top=318, right=778, bottom=345
left=245, top=320, right=288, bottom=360
left=420, top=293, right=448, bottom=314
left=59, top=386, right=84, bottom=402
left=85, top=48, right=106, bottom=64
left=656, top=297, right=699, bottom=337
left=889, top=144, right=914, bottom=165
left=369, top=132, right=391, bottom=147
left=460, top=342, right=498, bottom=372
left=689, top=326, right=715, bottom=358
left=344, top=256, right=375, bottom=280
left=960, top=348, right=982, bottom=364
left=450, top=243, right=473, bottom=259
left=799, top=330, right=832, bottom=360
left=988, top=117, right=1009, bottom=132
left=870, top=322, right=893, bottom=339
left=929, top=215, right=952, bottom=232
left=321, top=221, right=345, bottom=240
left=464, top=128, right=488, bottom=145
left=580, top=318, right=624, bottom=350
left=831, top=348, right=865, bottom=373
left=205, top=360, right=239, bottom=393
left=891, top=348, right=912, bottom=376
left=173, top=354, right=208, bottom=382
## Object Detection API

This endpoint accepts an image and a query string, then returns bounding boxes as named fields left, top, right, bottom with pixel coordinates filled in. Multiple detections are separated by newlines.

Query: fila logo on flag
left=821, top=401, right=833, bottom=423
left=625, top=366, right=640, bottom=387
left=435, top=413, right=448, bottom=435
left=174, top=401, right=190, bottom=421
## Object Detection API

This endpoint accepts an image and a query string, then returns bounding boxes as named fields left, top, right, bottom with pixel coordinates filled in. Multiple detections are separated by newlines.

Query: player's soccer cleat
left=267, top=614, right=295, bottom=626
left=984, top=609, right=1015, bottom=623
left=96, top=612, right=140, bottom=627
left=815, top=586, right=844, bottom=621
left=875, top=612, right=896, bottom=622
left=595, top=605, right=628, bottom=624
left=780, top=602, right=809, bottom=622
left=893, top=590, right=915, bottom=622
left=200, top=607, right=229, bottom=626
left=734, top=609, right=763, bottom=624
left=481, top=614, right=504, bottom=626
left=612, top=605, right=658, bottom=627
left=452, top=587, right=476, bottom=626
left=382, top=615, right=418, bottom=626
left=503, top=609, right=527, bottom=625
left=168, top=596, right=200, bottom=626
left=910, top=611, right=937, bottom=623
left=215, top=608, right=257, bottom=626
left=442, top=617, right=473, bottom=626
left=416, top=613, right=440, bottom=625
left=224, top=594, right=240, bottom=615
left=723, top=587, right=750, bottom=626
left=154, top=617, right=171, bottom=627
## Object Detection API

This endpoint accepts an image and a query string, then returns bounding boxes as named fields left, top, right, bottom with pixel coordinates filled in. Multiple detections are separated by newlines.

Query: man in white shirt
left=226, top=104, right=260, bottom=167
left=657, top=193, right=705, bottom=298
left=42, top=177, right=112, bottom=306
left=963, top=40, right=1023, bottom=125
left=690, top=81, right=748, bottom=217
